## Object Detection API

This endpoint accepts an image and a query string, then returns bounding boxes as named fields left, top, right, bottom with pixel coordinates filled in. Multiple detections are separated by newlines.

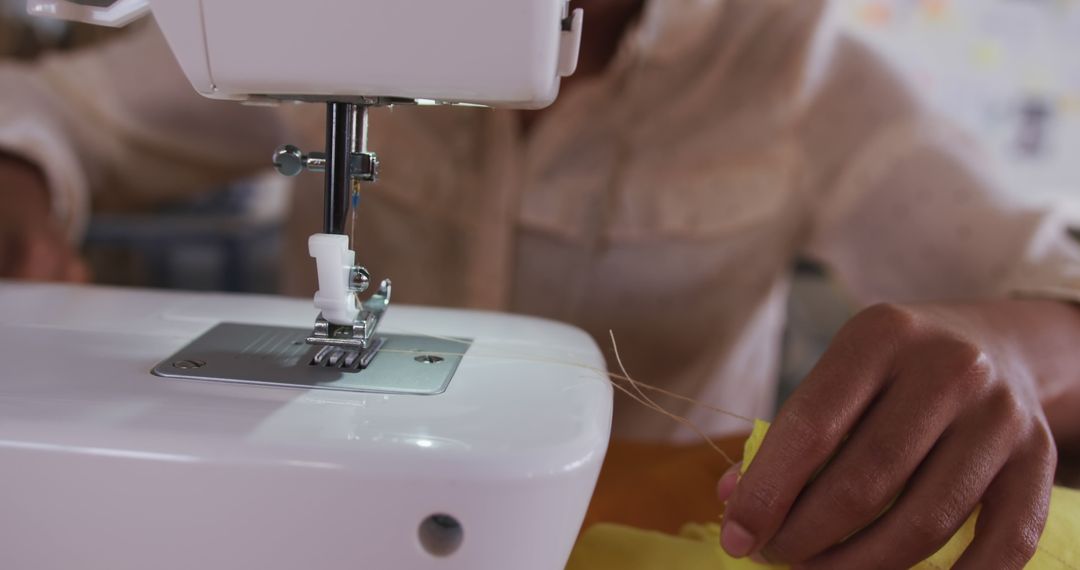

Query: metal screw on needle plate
left=414, top=355, right=444, bottom=364
left=172, top=359, right=206, bottom=370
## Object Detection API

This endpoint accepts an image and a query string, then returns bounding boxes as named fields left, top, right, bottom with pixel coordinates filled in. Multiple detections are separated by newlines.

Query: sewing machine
left=2, top=2, right=609, bottom=569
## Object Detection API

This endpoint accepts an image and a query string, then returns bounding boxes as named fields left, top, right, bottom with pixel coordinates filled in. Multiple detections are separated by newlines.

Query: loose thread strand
left=375, top=327, right=752, bottom=465
left=606, top=330, right=736, bottom=466
left=377, top=340, right=754, bottom=425
left=609, top=329, right=667, bottom=413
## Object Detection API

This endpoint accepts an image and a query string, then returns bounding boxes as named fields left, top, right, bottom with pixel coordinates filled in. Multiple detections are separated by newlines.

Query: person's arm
left=0, top=152, right=87, bottom=281
left=719, top=34, right=1080, bottom=568
left=0, top=20, right=291, bottom=279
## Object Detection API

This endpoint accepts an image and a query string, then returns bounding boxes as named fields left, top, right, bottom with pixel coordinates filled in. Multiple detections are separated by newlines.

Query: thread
left=382, top=330, right=754, bottom=422
left=377, top=329, right=753, bottom=466
left=349, top=184, right=358, bottom=251
left=606, top=330, right=738, bottom=465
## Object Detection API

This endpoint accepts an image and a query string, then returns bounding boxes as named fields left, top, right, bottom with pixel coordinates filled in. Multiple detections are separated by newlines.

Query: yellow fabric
left=567, top=421, right=1080, bottom=569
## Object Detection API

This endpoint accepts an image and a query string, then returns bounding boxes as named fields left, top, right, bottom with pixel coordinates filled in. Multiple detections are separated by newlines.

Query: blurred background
left=842, top=0, right=1080, bottom=215
left=788, top=0, right=1080, bottom=400
left=3, top=0, right=1079, bottom=402
left=1, top=0, right=287, bottom=294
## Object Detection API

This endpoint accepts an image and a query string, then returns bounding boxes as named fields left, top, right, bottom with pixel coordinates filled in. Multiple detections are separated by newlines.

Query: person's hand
left=0, top=155, right=88, bottom=282
left=718, top=302, right=1059, bottom=569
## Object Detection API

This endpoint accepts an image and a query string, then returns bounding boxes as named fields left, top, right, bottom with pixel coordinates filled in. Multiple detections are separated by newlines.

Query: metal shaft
left=350, top=103, right=370, bottom=154
left=323, top=102, right=354, bottom=235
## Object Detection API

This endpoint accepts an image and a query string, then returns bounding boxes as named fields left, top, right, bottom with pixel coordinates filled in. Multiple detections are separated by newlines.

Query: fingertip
left=720, top=520, right=755, bottom=558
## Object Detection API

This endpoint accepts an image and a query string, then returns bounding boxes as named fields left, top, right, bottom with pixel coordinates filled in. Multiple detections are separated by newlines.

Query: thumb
left=717, top=461, right=743, bottom=502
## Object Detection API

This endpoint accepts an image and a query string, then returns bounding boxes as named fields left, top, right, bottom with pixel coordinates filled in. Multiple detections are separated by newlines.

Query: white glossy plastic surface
left=309, top=233, right=360, bottom=325
left=26, top=0, right=149, bottom=27
left=559, top=8, right=584, bottom=77
left=0, top=282, right=612, bottom=570
left=28, top=0, right=584, bottom=109
left=147, top=2, right=214, bottom=93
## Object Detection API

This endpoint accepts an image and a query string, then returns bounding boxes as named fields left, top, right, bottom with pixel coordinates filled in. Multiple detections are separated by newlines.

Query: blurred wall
left=838, top=0, right=1080, bottom=212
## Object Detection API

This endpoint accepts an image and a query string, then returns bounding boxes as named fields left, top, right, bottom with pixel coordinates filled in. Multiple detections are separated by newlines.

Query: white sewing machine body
left=0, top=283, right=612, bottom=569
left=27, top=0, right=583, bottom=108
left=13, top=3, right=605, bottom=567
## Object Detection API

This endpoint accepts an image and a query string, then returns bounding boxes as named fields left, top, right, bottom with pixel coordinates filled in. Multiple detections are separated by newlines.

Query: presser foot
left=306, top=278, right=392, bottom=370
left=309, top=337, right=386, bottom=370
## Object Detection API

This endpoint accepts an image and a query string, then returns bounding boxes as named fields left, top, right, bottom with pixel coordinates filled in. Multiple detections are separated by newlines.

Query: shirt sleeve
left=0, top=19, right=292, bottom=241
left=799, top=33, right=1080, bottom=306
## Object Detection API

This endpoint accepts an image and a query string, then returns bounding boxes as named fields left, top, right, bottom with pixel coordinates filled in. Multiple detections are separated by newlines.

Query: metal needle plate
left=152, top=323, right=467, bottom=395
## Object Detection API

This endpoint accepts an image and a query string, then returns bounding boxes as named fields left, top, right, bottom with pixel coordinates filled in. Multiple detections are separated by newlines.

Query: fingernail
left=720, top=521, right=755, bottom=558
left=716, top=468, right=740, bottom=502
